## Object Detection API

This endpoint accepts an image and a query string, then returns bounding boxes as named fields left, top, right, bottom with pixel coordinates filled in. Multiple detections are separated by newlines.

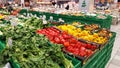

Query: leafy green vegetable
left=24, top=17, right=49, bottom=29
left=0, top=26, right=73, bottom=68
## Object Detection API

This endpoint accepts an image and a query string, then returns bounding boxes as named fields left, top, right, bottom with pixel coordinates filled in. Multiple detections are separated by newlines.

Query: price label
left=59, top=18, right=64, bottom=23
left=50, top=16, right=53, bottom=20
left=8, top=38, right=12, bottom=47
left=30, top=13, right=33, bottom=17
left=23, top=13, right=26, bottom=16
left=43, top=20, right=47, bottom=24
left=59, top=18, right=62, bottom=22
left=27, top=13, right=30, bottom=17
left=34, top=14, right=37, bottom=17
left=43, top=15, right=46, bottom=19
left=3, top=62, right=11, bottom=68
left=40, top=16, right=43, bottom=19
left=11, top=22, right=18, bottom=27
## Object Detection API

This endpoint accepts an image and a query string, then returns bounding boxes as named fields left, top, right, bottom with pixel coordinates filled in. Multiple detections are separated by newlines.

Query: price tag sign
left=43, top=20, right=47, bottom=25
left=30, top=13, right=33, bottom=17
left=23, top=13, right=26, bottom=16
left=27, top=13, right=30, bottom=18
left=43, top=15, right=46, bottom=19
left=50, top=16, right=53, bottom=20
left=11, top=22, right=18, bottom=27
left=59, top=18, right=62, bottom=22
left=40, top=16, right=42, bottom=19
left=8, top=38, right=12, bottom=47
left=3, top=62, right=11, bottom=68
left=59, top=18, right=64, bottom=22
left=34, top=14, right=37, bottom=17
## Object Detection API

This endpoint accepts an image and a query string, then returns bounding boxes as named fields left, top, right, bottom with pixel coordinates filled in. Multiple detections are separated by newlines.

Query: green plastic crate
left=105, top=54, right=111, bottom=64
left=98, top=56, right=106, bottom=68
left=10, top=54, right=81, bottom=68
left=0, top=40, right=5, bottom=52
left=96, top=53, right=107, bottom=67
left=9, top=58, right=20, bottom=68
left=99, top=60, right=106, bottom=68
left=95, top=48, right=107, bottom=68
left=64, top=54, right=81, bottom=68
left=109, top=32, right=116, bottom=45
left=19, top=9, right=112, bottom=29
left=108, top=43, right=114, bottom=51
left=82, top=50, right=100, bottom=68
left=107, top=48, right=112, bottom=57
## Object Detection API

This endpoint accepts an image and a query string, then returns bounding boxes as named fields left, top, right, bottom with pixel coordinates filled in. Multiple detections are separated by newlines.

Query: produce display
left=57, top=24, right=109, bottom=44
left=0, top=11, right=114, bottom=68
left=84, top=24, right=99, bottom=31
left=24, top=17, right=44, bottom=29
left=0, top=26, right=73, bottom=68
left=37, top=27, right=97, bottom=59
left=98, top=28, right=112, bottom=37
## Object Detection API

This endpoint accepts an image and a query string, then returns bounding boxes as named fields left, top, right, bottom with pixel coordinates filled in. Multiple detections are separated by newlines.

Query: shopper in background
left=30, top=0, right=33, bottom=8
left=118, top=0, right=120, bottom=7
left=65, top=3, right=69, bottom=10
left=50, top=0, right=56, bottom=6
left=7, top=2, right=13, bottom=12
left=57, top=0, right=69, bottom=8
left=0, top=3, right=3, bottom=8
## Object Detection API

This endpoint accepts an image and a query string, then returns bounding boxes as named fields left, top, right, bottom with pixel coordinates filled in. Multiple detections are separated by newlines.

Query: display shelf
left=19, top=9, right=112, bottom=29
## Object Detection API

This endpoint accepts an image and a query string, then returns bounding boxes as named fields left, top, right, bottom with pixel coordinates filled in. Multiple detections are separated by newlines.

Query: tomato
left=49, top=36, right=54, bottom=41
left=64, top=41, right=70, bottom=47
left=50, top=40, right=55, bottom=43
left=68, top=35, right=73, bottom=38
left=69, top=38, right=77, bottom=44
left=70, top=44, right=75, bottom=47
left=67, top=46, right=74, bottom=52
left=62, top=33, right=70, bottom=39
left=76, top=44, right=81, bottom=48
left=73, top=50, right=79, bottom=55
left=86, top=44, right=92, bottom=49
left=62, top=31, right=68, bottom=34
left=36, top=30, right=41, bottom=33
left=54, top=37, right=61, bottom=44
left=81, top=43, right=86, bottom=46
left=80, top=46, right=86, bottom=51
left=79, top=51, right=86, bottom=57
left=59, top=35, right=63, bottom=39
left=91, top=45, right=97, bottom=51
left=86, top=50, right=93, bottom=56
left=37, top=30, right=46, bottom=35
left=61, top=38, right=66, bottom=43
left=50, top=27, right=60, bottom=33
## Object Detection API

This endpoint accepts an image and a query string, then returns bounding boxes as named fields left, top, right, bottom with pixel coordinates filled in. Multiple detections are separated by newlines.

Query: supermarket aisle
left=106, top=23, right=120, bottom=68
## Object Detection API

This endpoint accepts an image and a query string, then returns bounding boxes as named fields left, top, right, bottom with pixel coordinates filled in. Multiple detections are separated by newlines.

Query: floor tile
left=107, top=64, right=120, bottom=68
left=110, top=58, right=120, bottom=66
left=116, top=51, right=120, bottom=56
left=114, top=55, right=120, bottom=61
left=106, top=23, right=120, bottom=68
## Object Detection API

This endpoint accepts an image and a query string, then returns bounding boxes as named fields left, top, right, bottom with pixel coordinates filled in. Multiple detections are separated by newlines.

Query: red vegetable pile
left=37, top=27, right=97, bottom=57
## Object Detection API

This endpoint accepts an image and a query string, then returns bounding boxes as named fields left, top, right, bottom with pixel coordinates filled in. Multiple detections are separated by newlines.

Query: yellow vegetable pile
left=57, top=24, right=108, bottom=44
left=0, top=14, right=4, bottom=19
